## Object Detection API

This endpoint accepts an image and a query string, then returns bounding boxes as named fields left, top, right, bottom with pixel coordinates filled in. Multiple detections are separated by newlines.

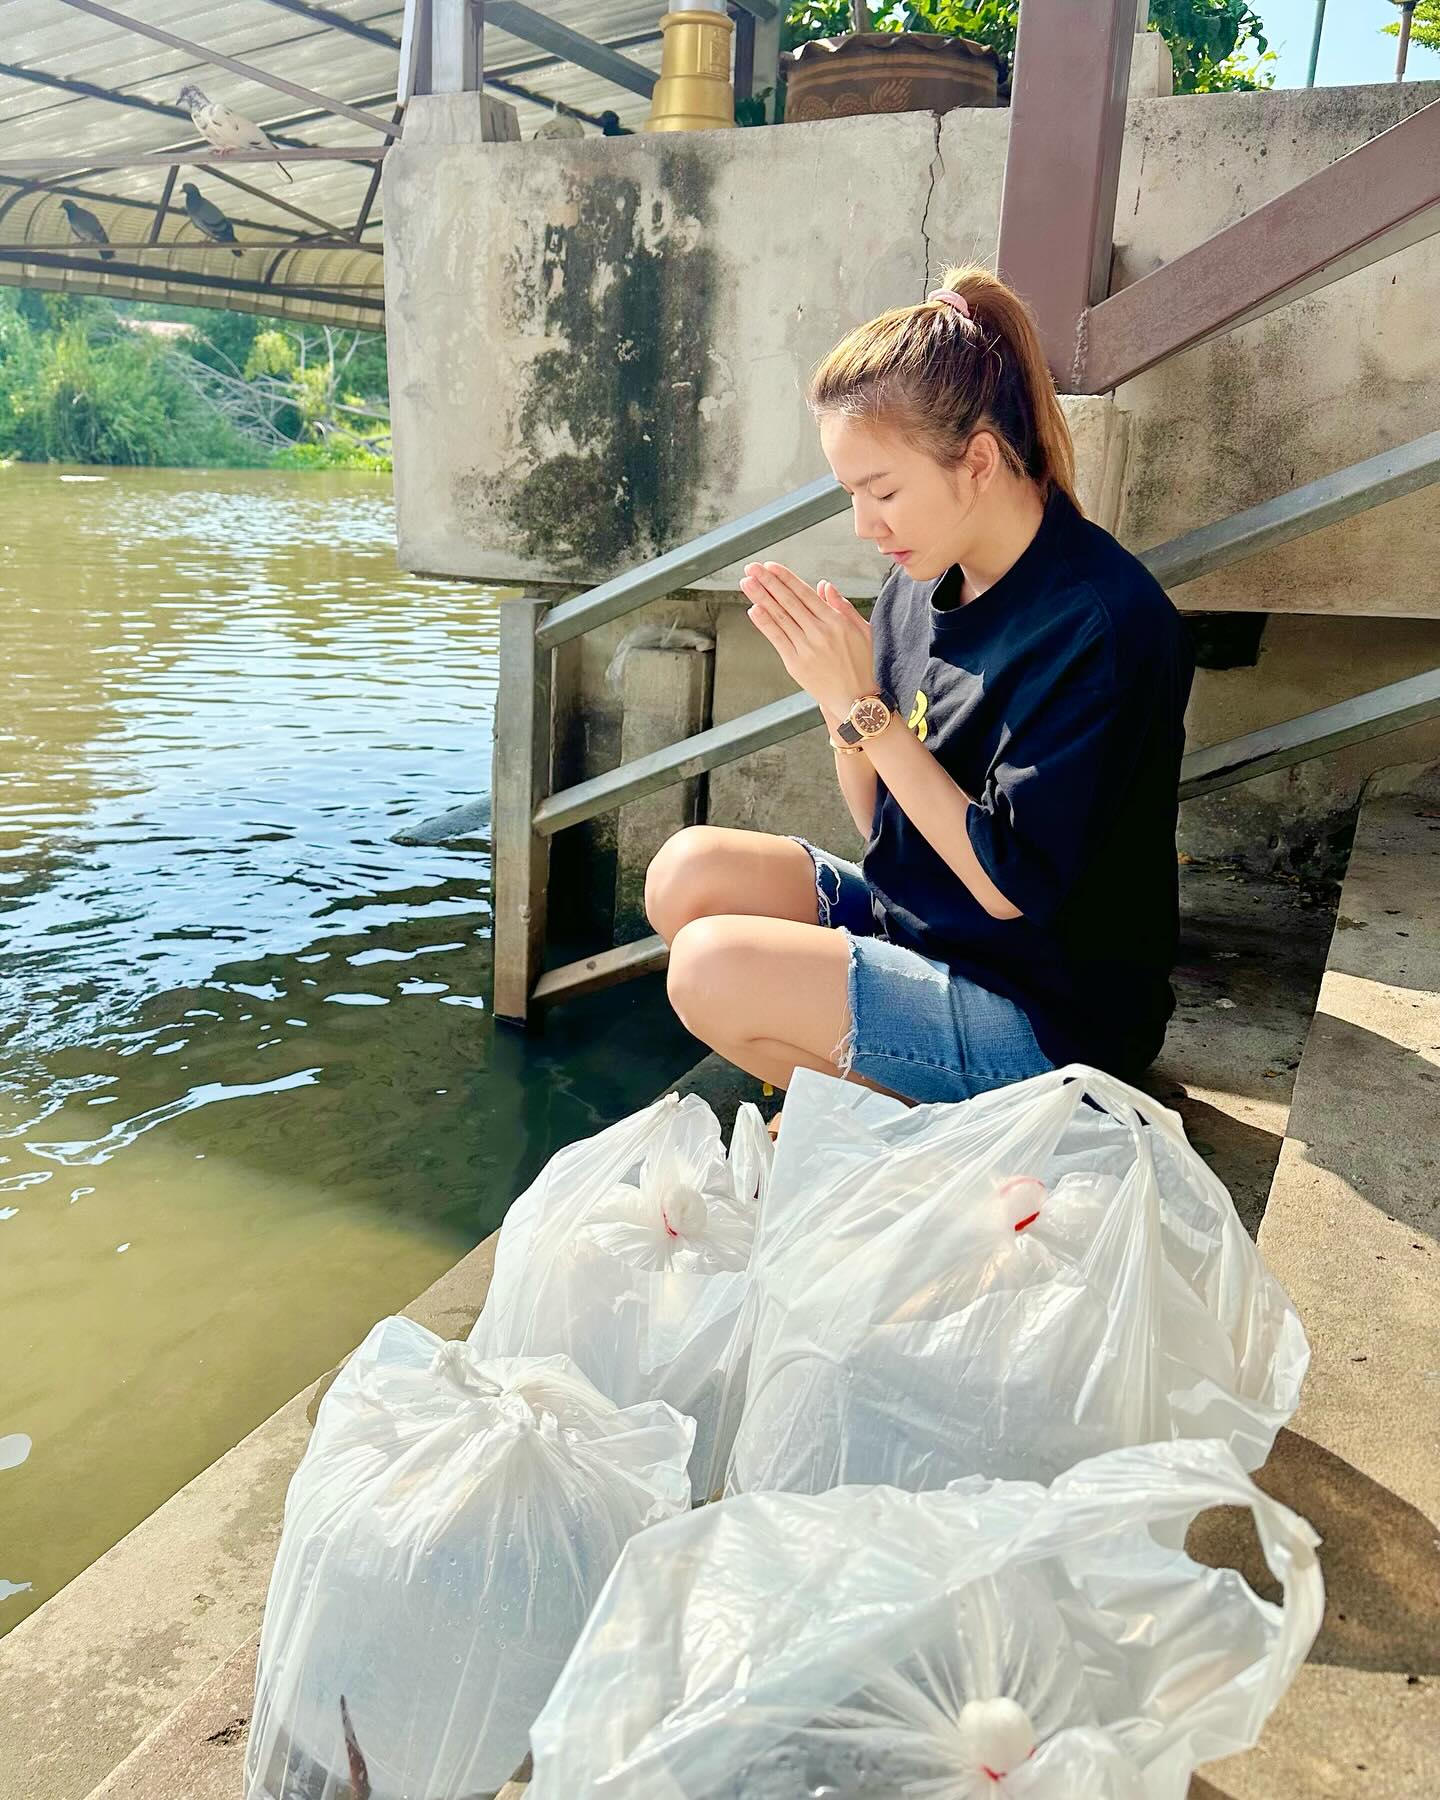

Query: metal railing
left=479, top=426, right=1440, bottom=1025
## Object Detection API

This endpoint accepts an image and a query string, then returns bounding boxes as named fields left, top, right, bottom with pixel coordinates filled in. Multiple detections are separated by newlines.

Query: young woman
left=645, top=265, right=1193, bottom=1105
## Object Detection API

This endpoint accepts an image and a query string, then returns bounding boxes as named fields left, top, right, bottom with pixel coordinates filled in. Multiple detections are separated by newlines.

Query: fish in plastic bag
left=470, top=1092, right=771, bottom=1500
left=728, top=1065, right=1308, bottom=1496
left=529, top=1439, right=1323, bottom=1799
left=245, top=1319, right=693, bottom=1800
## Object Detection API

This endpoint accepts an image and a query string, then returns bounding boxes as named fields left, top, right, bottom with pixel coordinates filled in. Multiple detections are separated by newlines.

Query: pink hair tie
left=928, top=288, right=972, bottom=320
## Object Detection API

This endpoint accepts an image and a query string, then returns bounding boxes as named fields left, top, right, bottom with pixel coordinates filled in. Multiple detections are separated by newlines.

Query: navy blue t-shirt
left=864, top=487, right=1193, bottom=1077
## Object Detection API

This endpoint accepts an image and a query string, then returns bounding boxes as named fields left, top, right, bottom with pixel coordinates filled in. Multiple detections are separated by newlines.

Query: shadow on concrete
left=1138, top=1086, right=1285, bottom=1239
left=1283, top=1011, right=1440, bottom=1247
left=1186, top=1427, right=1440, bottom=1678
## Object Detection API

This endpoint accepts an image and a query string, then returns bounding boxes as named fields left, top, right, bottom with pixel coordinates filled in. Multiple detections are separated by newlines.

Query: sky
left=1248, top=0, right=1440, bottom=87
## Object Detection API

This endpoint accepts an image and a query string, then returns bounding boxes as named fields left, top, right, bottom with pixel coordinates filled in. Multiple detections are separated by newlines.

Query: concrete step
left=1192, top=767, right=1440, bottom=1799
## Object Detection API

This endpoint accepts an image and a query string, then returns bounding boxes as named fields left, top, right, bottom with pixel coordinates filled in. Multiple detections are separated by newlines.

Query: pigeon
left=176, top=83, right=292, bottom=182
left=181, top=182, right=242, bottom=256
left=60, top=198, right=114, bottom=260
left=533, top=106, right=584, bottom=141
left=599, top=110, right=627, bottom=137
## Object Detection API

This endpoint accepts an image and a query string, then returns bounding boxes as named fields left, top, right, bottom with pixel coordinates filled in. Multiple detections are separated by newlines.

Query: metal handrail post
left=491, top=596, right=553, bottom=1025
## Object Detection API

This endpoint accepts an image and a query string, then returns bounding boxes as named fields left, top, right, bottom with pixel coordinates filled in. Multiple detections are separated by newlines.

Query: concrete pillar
left=1060, top=393, right=1131, bottom=532
left=613, top=642, right=715, bottom=940
left=1130, top=28, right=1175, bottom=99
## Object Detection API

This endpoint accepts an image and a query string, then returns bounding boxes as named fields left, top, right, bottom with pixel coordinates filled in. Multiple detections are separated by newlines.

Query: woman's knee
left=664, top=916, right=735, bottom=1038
left=645, top=825, right=731, bottom=944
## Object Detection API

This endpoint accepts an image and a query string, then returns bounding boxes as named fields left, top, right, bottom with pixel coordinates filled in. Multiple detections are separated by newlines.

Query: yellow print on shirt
left=907, top=688, right=929, bottom=743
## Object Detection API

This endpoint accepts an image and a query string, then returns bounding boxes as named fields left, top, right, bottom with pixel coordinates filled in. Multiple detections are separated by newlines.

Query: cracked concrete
left=918, top=109, right=945, bottom=294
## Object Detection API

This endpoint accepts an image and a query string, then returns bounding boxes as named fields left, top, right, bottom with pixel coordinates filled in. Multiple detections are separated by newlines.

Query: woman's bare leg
left=665, top=913, right=904, bottom=1099
left=645, top=826, right=818, bottom=945
left=647, top=827, right=906, bottom=1099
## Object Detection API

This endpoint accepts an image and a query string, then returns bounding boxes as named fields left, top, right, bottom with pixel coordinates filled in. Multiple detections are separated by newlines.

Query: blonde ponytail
left=807, top=262, right=1078, bottom=509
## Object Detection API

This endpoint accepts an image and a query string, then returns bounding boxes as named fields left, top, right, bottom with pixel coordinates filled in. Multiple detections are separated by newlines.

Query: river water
left=0, top=465, right=695, bottom=1632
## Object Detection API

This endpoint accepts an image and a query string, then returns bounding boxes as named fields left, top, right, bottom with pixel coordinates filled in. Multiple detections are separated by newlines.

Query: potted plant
left=781, top=1, right=1003, bottom=123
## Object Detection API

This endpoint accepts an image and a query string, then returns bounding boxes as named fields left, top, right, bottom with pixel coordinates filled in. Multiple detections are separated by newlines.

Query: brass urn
left=644, top=7, right=736, bottom=133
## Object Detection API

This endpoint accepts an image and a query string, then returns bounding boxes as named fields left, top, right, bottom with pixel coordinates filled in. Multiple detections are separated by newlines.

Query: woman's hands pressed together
left=740, top=562, right=875, bottom=722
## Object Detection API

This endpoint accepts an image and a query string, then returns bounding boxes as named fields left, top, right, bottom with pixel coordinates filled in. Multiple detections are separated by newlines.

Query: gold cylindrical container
left=644, top=8, right=736, bottom=133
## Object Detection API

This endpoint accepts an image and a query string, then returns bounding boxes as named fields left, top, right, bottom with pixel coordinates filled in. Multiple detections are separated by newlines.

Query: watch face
left=851, top=694, right=891, bottom=738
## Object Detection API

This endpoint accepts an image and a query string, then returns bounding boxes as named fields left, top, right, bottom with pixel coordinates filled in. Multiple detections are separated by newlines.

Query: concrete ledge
left=1193, top=770, right=1440, bottom=1799
left=0, top=1236, right=499, bottom=1800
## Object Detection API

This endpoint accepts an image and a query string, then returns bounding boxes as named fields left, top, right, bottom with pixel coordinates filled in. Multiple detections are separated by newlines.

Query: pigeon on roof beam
left=533, top=104, right=584, bottom=141
left=176, top=84, right=293, bottom=183
left=60, top=199, right=114, bottom=261
left=181, top=183, right=243, bottom=257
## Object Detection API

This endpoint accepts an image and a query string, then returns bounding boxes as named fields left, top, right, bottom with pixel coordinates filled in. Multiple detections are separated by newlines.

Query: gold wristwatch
left=830, top=691, right=895, bottom=754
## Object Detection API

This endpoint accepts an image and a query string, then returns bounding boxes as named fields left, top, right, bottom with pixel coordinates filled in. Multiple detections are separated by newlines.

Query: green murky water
left=0, top=465, right=694, bottom=1631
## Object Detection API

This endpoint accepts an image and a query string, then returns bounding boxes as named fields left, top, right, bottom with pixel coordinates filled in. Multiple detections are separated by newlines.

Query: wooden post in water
left=492, top=596, right=553, bottom=1026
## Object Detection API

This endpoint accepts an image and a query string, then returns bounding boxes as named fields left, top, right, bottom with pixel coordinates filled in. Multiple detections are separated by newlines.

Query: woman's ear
left=962, top=429, right=1005, bottom=494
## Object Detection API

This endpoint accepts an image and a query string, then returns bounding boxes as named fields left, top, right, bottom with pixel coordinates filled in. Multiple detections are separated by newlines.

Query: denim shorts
left=790, top=837, right=1054, bottom=1105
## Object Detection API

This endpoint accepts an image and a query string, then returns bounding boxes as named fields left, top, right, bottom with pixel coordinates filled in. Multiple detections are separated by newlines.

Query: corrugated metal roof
left=0, top=1, right=671, bottom=327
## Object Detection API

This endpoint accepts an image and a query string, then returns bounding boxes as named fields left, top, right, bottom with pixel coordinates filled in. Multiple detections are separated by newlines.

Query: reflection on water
left=0, top=465, right=695, bottom=1631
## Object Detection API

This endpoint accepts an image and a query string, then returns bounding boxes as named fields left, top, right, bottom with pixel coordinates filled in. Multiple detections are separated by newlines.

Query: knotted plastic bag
left=529, top=1439, right=1323, bottom=1800
left=470, top=1092, right=771, bottom=1500
left=244, top=1320, right=693, bottom=1800
left=728, top=1065, right=1307, bottom=1496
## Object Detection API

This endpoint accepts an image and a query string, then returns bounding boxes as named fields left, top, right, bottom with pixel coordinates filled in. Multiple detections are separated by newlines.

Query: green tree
left=0, top=289, right=389, bottom=470
left=1382, top=0, right=1440, bottom=56
left=775, top=0, right=1273, bottom=92
left=0, top=307, right=264, bottom=467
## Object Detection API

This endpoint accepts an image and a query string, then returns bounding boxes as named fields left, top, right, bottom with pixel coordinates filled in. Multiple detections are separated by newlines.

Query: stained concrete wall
left=383, top=83, right=1440, bottom=891
left=384, top=81, right=1440, bottom=612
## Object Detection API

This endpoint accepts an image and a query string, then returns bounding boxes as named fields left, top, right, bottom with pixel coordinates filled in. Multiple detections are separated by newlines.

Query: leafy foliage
left=1382, top=0, right=1440, bottom=56
left=770, top=0, right=1273, bottom=94
left=0, top=289, right=389, bottom=470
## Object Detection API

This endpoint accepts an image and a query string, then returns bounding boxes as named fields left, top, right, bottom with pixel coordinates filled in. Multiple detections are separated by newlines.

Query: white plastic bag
left=529, top=1439, right=1324, bottom=1800
left=245, top=1319, right=693, bottom=1800
left=729, top=1065, right=1307, bottom=1496
left=470, top=1092, right=771, bottom=1499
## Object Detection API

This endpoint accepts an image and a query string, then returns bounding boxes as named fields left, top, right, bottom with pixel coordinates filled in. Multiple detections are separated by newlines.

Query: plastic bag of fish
left=470, top=1092, right=771, bottom=1500
left=244, top=1320, right=692, bottom=1800
left=529, top=1438, right=1323, bottom=1800
left=728, top=1065, right=1308, bottom=1496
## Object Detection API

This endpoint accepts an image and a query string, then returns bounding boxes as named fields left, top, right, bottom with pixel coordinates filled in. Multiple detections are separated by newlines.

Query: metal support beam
left=197, top=164, right=353, bottom=241
left=491, top=599, right=553, bottom=1026
left=255, top=0, right=402, bottom=51
left=0, top=59, right=190, bottom=123
left=431, top=0, right=483, bottom=94
left=1142, top=429, right=1440, bottom=592
left=728, top=0, right=779, bottom=18
left=532, top=936, right=669, bottom=1009
left=535, top=694, right=821, bottom=837
left=0, top=148, right=385, bottom=176
left=485, top=1, right=657, bottom=98
left=54, top=0, right=403, bottom=138
left=352, top=108, right=402, bottom=238
left=0, top=246, right=382, bottom=308
left=1081, top=99, right=1440, bottom=393
left=147, top=167, right=179, bottom=244
left=997, top=0, right=1134, bottom=388
left=1, top=238, right=378, bottom=257
left=1178, top=670, right=1440, bottom=801
left=537, top=476, right=847, bottom=650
